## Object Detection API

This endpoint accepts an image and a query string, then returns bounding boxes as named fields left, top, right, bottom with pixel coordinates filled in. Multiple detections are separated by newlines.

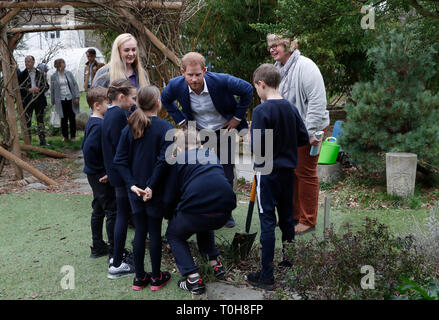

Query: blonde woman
left=93, top=33, right=149, bottom=89
left=266, top=33, right=329, bottom=235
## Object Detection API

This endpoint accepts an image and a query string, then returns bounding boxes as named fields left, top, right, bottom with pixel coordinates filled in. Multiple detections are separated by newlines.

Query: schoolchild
left=101, top=79, right=137, bottom=279
left=114, top=85, right=174, bottom=291
left=164, top=129, right=237, bottom=295
left=248, top=63, right=309, bottom=290
left=82, top=87, right=116, bottom=260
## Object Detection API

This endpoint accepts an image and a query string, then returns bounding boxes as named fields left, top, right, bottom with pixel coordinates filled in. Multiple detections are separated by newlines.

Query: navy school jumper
left=101, top=105, right=130, bottom=188
left=162, top=148, right=237, bottom=217
left=82, top=117, right=106, bottom=179
left=163, top=148, right=237, bottom=276
left=251, top=99, right=309, bottom=170
left=113, top=116, right=175, bottom=218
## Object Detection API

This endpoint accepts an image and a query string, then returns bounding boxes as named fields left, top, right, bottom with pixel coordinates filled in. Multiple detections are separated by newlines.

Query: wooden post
left=0, top=145, right=58, bottom=186
left=1, top=26, right=23, bottom=179
left=323, top=196, right=331, bottom=239
left=20, top=144, right=69, bottom=159
left=11, top=57, right=30, bottom=145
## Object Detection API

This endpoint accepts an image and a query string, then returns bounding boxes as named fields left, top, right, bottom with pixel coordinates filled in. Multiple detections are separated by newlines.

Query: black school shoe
left=246, top=271, right=275, bottom=290
left=132, top=273, right=151, bottom=291
left=90, top=242, right=109, bottom=258
left=178, top=275, right=206, bottom=295
left=212, top=263, right=226, bottom=280
left=150, top=271, right=172, bottom=291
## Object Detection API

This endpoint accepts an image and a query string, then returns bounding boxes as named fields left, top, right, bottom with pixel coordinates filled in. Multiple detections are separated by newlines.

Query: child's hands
left=99, top=175, right=108, bottom=183
left=142, top=187, right=152, bottom=202
left=131, top=185, right=146, bottom=198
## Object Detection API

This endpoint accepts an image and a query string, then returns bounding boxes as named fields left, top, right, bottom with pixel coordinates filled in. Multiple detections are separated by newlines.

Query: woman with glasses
left=266, top=33, right=330, bottom=236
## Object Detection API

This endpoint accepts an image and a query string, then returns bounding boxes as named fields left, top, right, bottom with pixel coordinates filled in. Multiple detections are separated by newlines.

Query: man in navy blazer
left=161, top=52, right=254, bottom=227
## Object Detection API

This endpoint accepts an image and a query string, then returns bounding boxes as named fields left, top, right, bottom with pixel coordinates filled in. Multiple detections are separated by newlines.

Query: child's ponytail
left=128, top=85, right=161, bottom=139
left=107, top=79, right=136, bottom=104
left=129, top=109, right=151, bottom=139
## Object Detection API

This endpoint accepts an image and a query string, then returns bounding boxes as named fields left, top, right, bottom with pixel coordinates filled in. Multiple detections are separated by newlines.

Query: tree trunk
left=0, top=26, right=23, bottom=179
left=19, top=144, right=69, bottom=158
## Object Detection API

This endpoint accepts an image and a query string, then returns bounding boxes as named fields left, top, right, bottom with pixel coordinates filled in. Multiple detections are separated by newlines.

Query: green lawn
left=0, top=189, right=431, bottom=300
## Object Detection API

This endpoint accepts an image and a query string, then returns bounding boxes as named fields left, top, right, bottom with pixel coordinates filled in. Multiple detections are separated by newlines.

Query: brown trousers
left=293, top=143, right=320, bottom=227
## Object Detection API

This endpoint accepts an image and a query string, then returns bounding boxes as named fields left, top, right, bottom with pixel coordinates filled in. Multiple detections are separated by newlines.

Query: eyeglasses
left=267, top=44, right=281, bottom=51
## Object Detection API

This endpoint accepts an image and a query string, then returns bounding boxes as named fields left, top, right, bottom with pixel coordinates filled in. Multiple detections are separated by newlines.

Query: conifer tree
left=339, top=28, right=439, bottom=175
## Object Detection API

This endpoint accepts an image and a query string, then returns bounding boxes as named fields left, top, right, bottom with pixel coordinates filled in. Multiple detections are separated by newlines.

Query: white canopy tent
left=14, top=47, right=106, bottom=92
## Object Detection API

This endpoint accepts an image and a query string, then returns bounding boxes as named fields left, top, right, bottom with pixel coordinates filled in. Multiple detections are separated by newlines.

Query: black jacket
left=18, top=68, right=49, bottom=108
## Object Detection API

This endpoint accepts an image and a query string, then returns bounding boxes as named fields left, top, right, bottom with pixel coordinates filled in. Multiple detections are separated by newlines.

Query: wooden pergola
left=0, top=0, right=202, bottom=184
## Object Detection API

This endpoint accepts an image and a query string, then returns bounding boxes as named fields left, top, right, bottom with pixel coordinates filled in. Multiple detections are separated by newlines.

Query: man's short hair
left=86, top=48, right=96, bottom=56
left=253, top=63, right=281, bottom=89
left=25, top=55, right=35, bottom=61
left=181, top=52, right=205, bottom=70
left=87, top=86, right=108, bottom=109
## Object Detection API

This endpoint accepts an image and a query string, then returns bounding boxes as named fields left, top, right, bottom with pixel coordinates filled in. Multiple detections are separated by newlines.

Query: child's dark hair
left=128, top=85, right=160, bottom=139
left=107, top=79, right=136, bottom=103
left=86, top=86, right=108, bottom=110
left=253, top=63, right=281, bottom=89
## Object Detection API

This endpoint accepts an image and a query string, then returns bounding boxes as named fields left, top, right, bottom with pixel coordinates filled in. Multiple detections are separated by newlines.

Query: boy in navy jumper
left=82, top=87, right=116, bottom=259
left=101, top=79, right=137, bottom=279
left=247, top=64, right=309, bottom=290
left=164, top=130, right=237, bottom=295
left=114, top=85, right=173, bottom=291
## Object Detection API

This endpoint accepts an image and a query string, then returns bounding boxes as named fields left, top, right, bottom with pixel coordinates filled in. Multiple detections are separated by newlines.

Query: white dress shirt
left=188, top=79, right=227, bottom=130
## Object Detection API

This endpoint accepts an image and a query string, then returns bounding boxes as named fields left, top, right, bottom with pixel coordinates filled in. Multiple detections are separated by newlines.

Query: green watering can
left=318, top=137, right=340, bottom=165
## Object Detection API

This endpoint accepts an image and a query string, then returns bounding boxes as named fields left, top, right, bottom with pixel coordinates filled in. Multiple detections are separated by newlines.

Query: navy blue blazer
left=161, top=71, right=253, bottom=131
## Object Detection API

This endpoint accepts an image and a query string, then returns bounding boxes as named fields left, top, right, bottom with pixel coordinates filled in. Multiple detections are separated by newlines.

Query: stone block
left=317, top=162, right=343, bottom=183
left=25, top=183, right=48, bottom=190
left=386, top=152, right=417, bottom=198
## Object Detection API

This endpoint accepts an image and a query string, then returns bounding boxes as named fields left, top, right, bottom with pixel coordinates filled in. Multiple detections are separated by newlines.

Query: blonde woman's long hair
left=109, top=33, right=149, bottom=87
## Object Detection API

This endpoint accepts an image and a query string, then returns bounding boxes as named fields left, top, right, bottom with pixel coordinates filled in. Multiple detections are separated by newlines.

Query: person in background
left=267, top=33, right=330, bottom=235
left=84, top=48, right=105, bottom=92
left=50, top=58, right=80, bottom=142
left=18, top=55, right=49, bottom=146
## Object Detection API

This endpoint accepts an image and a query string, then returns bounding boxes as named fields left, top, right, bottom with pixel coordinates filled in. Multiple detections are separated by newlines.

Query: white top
left=189, top=78, right=227, bottom=130
left=29, top=70, right=37, bottom=89
left=59, top=73, right=72, bottom=100
left=88, top=61, right=95, bottom=86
